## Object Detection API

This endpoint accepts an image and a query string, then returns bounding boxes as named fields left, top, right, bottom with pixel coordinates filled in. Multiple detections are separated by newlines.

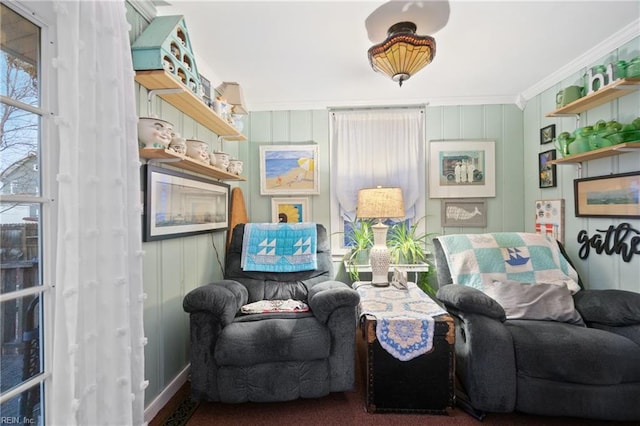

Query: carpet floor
left=158, top=351, right=635, bottom=426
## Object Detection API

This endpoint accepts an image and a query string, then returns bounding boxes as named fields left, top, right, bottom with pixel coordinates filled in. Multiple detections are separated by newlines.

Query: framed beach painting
left=271, top=197, right=309, bottom=223
left=259, top=144, right=320, bottom=195
left=428, top=140, right=496, bottom=198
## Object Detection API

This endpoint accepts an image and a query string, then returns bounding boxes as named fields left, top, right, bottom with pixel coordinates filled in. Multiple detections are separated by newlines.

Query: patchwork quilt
left=437, top=232, right=580, bottom=293
left=241, top=222, right=317, bottom=272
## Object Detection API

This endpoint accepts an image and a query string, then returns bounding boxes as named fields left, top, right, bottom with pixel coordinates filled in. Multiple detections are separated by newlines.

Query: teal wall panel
left=129, top=1, right=639, bottom=412
left=523, top=36, right=640, bottom=292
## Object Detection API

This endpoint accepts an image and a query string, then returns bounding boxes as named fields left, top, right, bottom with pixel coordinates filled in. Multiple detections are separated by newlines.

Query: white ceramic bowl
left=212, top=151, right=230, bottom=170
left=185, top=139, right=210, bottom=164
left=228, top=159, right=243, bottom=175
left=169, top=134, right=187, bottom=155
left=138, top=117, right=174, bottom=149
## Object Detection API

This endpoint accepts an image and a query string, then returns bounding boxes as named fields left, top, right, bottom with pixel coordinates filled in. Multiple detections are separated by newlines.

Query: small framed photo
left=538, top=150, right=557, bottom=188
left=441, top=198, right=487, bottom=227
left=574, top=171, right=640, bottom=218
left=271, top=197, right=309, bottom=223
left=260, top=144, right=319, bottom=195
left=540, top=124, right=556, bottom=144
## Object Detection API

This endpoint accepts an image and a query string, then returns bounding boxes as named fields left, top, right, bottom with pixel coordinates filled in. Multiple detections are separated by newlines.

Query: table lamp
left=356, top=186, right=405, bottom=286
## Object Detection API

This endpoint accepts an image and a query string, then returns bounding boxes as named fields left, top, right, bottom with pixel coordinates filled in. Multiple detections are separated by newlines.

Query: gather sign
left=577, top=223, right=640, bottom=263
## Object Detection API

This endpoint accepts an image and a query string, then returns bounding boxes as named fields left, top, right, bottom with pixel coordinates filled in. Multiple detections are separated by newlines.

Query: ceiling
left=154, top=1, right=640, bottom=112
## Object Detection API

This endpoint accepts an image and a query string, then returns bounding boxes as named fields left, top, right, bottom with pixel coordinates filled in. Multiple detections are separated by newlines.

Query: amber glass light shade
left=368, top=22, right=436, bottom=87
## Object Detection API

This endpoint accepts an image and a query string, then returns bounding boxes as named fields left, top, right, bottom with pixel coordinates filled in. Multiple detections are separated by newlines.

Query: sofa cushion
left=484, top=280, right=584, bottom=325
left=506, top=320, right=640, bottom=385
left=574, top=289, right=640, bottom=326
left=215, top=316, right=330, bottom=366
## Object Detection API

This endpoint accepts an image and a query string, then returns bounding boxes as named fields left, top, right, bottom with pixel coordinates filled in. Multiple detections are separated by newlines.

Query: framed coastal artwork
left=271, top=197, right=309, bottom=223
left=428, top=140, right=496, bottom=198
left=574, top=172, right=640, bottom=218
left=143, top=165, right=229, bottom=241
left=259, top=144, right=320, bottom=195
left=534, top=199, right=564, bottom=243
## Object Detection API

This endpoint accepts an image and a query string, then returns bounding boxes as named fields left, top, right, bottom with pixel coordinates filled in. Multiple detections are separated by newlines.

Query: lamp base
left=369, top=222, right=390, bottom=286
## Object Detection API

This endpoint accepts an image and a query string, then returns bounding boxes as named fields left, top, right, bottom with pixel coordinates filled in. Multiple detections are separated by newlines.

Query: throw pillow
left=240, top=299, right=309, bottom=314
left=484, top=280, right=585, bottom=325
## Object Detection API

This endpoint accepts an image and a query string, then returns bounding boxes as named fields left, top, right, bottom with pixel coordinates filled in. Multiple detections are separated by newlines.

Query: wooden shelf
left=139, top=149, right=246, bottom=181
left=135, top=70, right=247, bottom=141
left=546, top=78, right=640, bottom=117
left=549, top=142, right=640, bottom=164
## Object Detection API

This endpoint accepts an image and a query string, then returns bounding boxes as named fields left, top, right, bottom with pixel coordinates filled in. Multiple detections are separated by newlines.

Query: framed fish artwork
left=441, top=198, right=487, bottom=227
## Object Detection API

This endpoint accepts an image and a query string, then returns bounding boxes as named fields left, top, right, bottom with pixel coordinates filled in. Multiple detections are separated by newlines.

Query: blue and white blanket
left=438, top=232, right=580, bottom=293
left=241, top=223, right=317, bottom=272
left=356, top=282, right=446, bottom=361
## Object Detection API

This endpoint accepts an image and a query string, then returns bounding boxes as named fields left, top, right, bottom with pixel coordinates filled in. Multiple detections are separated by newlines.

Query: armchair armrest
left=308, top=280, right=360, bottom=323
left=183, top=280, right=248, bottom=327
left=436, top=285, right=506, bottom=321
left=574, top=289, right=640, bottom=326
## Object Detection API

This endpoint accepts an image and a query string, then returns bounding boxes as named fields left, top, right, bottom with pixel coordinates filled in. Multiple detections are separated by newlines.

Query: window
left=1, top=3, right=54, bottom=424
left=329, top=108, right=426, bottom=254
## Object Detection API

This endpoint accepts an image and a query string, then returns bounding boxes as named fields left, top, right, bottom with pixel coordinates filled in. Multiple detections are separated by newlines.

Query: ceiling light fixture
left=368, top=21, right=435, bottom=87
left=365, top=1, right=449, bottom=87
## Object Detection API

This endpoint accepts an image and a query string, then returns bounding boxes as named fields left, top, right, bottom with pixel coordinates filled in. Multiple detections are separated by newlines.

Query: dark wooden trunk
left=358, top=313, right=455, bottom=414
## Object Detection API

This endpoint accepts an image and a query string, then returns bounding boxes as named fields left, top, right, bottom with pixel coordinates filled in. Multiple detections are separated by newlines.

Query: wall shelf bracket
left=575, top=162, right=582, bottom=179
left=146, top=88, right=184, bottom=117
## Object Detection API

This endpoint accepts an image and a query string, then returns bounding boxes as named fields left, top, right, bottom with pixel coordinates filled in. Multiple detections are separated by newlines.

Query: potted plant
left=343, top=218, right=374, bottom=281
left=388, top=218, right=429, bottom=264
left=388, top=218, right=438, bottom=296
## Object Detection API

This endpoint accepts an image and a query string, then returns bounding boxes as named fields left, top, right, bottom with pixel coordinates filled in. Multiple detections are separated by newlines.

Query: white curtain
left=51, top=1, right=146, bottom=425
left=331, top=109, right=425, bottom=220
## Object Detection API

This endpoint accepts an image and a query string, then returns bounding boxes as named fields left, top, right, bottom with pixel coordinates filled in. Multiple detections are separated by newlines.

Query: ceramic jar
left=212, top=151, right=230, bottom=170
left=169, top=133, right=187, bottom=155
left=185, top=139, right=210, bottom=164
left=232, top=114, right=244, bottom=132
left=138, top=117, right=174, bottom=149
left=627, top=57, right=640, bottom=78
left=228, top=159, right=243, bottom=175
left=554, top=132, right=574, bottom=157
left=569, top=126, right=593, bottom=155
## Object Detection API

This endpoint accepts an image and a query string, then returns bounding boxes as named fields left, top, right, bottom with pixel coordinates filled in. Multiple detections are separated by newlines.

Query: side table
left=354, top=281, right=455, bottom=414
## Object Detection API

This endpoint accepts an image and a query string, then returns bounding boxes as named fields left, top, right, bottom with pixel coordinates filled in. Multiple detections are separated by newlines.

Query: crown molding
left=520, top=18, right=640, bottom=102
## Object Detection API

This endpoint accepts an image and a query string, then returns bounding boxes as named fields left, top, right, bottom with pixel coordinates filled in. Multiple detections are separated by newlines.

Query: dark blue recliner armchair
left=432, top=233, right=640, bottom=421
left=183, top=223, right=359, bottom=403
